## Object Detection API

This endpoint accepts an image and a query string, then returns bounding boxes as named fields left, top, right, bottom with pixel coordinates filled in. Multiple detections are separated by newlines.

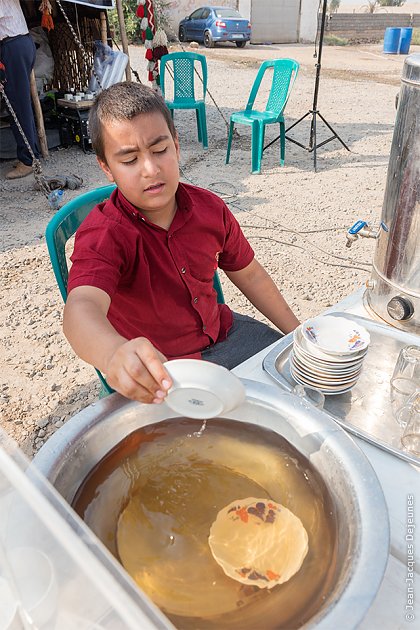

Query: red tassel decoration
left=145, top=48, right=153, bottom=60
left=148, top=71, right=154, bottom=82
left=152, top=45, right=168, bottom=61
left=39, top=0, right=54, bottom=31
left=136, top=5, right=145, bottom=18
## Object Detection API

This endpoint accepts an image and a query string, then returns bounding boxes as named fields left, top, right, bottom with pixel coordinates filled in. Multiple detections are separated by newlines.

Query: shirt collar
left=115, top=182, right=193, bottom=230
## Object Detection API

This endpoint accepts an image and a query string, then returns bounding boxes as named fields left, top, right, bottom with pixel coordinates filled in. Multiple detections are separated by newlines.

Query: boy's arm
left=63, top=286, right=172, bottom=403
left=225, top=258, right=300, bottom=334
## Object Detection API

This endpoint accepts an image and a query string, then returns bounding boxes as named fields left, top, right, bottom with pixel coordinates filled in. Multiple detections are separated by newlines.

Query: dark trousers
left=201, top=312, right=283, bottom=370
left=1, top=33, right=40, bottom=165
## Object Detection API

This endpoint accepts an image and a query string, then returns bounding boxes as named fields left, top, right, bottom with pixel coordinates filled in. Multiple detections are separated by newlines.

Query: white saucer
left=163, top=359, right=246, bottom=419
left=302, top=315, right=370, bottom=356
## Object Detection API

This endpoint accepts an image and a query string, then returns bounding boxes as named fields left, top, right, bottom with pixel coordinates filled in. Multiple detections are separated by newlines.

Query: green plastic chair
left=45, top=185, right=225, bottom=396
left=226, top=58, right=299, bottom=174
left=160, top=51, right=208, bottom=149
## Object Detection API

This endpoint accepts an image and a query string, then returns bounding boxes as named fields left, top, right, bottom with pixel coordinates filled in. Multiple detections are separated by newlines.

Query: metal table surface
left=232, top=290, right=419, bottom=629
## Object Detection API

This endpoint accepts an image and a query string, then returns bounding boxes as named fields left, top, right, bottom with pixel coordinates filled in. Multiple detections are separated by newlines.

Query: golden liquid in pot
left=73, top=418, right=338, bottom=629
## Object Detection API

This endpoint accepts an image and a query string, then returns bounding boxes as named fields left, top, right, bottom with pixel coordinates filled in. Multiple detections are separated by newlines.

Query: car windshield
left=214, top=9, right=242, bottom=18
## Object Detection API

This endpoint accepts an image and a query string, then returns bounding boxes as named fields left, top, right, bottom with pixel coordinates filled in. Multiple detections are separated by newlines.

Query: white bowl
left=302, top=316, right=370, bottom=356
left=163, top=359, right=246, bottom=419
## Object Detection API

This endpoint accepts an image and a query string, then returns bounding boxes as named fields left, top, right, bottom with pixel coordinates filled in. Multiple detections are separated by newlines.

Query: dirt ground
left=0, top=42, right=415, bottom=457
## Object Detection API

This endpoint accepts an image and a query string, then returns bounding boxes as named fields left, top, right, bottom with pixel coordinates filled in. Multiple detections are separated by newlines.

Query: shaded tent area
left=0, top=1, right=130, bottom=159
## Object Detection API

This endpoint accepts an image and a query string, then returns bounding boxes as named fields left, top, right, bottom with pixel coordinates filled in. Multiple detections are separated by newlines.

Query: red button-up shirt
left=67, top=183, right=254, bottom=359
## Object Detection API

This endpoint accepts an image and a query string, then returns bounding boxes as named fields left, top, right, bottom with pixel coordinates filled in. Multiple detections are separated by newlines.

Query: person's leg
left=2, top=35, right=40, bottom=173
left=201, top=312, right=283, bottom=370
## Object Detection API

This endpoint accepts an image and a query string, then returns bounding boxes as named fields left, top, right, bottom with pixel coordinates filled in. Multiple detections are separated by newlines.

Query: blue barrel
left=398, top=27, right=413, bottom=54
left=383, top=27, right=401, bottom=54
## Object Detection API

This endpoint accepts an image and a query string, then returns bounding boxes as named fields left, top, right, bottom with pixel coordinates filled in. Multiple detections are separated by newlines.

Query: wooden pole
left=30, top=70, right=48, bottom=158
left=115, top=0, right=132, bottom=82
left=100, top=11, right=108, bottom=45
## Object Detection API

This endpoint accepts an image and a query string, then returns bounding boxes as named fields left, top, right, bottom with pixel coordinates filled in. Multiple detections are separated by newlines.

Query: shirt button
left=181, top=267, right=186, bottom=274
left=193, top=297, right=198, bottom=303
left=203, top=325, right=206, bottom=331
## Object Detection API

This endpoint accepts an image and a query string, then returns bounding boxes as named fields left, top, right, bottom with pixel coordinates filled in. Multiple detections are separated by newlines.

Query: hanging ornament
left=152, top=28, right=168, bottom=61
left=145, top=0, right=156, bottom=32
left=39, top=0, right=54, bottom=31
left=134, top=0, right=165, bottom=87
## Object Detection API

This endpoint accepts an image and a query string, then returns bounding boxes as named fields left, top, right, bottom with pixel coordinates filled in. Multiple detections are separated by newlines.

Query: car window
left=214, top=9, right=242, bottom=18
left=190, top=8, right=204, bottom=19
left=201, top=8, right=210, bottom=19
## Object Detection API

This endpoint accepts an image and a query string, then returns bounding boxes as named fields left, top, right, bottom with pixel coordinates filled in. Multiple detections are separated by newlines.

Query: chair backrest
left=45, top=184, right=117, bottom=302
left=246, top=59, right=299, bottom=117
left=160, top=52, right=207, bottom=102
left=45, top=185, right=117, bottom=394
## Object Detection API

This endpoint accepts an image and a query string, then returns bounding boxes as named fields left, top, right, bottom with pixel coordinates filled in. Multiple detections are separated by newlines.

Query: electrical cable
left=204, top=180, right=371, bottom=267
left=247, top=236, right=371, bottom=273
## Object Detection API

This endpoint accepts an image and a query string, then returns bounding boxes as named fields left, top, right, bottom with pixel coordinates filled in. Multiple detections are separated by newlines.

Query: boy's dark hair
left=89, top=82, right=177, bottom=163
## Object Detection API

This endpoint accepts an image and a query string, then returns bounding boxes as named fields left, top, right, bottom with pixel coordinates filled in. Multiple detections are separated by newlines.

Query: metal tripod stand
left=264, top=0, right=350, bottom=171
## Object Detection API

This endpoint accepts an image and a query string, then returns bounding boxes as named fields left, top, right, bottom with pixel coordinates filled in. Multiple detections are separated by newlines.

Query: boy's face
left=98, top=111, right=180, bottom=222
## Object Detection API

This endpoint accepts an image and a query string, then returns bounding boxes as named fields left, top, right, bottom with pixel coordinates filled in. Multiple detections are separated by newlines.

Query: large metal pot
left=33, top=380, right=389, bottom=629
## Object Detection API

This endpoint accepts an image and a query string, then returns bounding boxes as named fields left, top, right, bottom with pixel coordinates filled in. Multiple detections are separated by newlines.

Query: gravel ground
left=0, top=42, right=413, bottom=457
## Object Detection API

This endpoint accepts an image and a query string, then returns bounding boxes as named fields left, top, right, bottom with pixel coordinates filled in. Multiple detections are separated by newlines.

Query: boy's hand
left=105, top=337, right=172, bottom=404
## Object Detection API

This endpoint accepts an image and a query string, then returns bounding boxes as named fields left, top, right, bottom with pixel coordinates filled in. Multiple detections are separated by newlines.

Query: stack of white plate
left=290, top=315, right=370, bottom=396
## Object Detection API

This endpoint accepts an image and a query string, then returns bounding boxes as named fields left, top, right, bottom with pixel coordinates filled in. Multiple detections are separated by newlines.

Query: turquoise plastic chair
left=45, top=185, right=225, bottom=396
left=160, top=51, right=208, bottom=149
left=226, top=59, right=299, bottom=174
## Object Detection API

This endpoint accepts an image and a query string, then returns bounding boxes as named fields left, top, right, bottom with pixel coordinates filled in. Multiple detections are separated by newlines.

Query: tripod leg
left=317, top=111, right=350, bottom=151
left=313, top=112, right=317, bottom=171
left=226, top=119, right=234, bottom=164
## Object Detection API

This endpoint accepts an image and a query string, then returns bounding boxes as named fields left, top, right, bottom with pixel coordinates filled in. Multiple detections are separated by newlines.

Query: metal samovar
left=367, top=53, right=420, bottom=333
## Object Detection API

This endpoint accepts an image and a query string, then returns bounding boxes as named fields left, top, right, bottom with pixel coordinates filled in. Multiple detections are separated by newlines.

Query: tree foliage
left=328, top=0, right=341, bottom=13
left=378, top=0, right=406, bottom=6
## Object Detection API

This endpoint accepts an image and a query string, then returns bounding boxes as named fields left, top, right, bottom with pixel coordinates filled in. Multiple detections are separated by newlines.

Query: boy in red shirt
left=64, top=82, right=299, bottom=405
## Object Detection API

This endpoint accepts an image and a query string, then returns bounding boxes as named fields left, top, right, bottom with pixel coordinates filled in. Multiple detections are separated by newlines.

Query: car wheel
left=204, top=30, right=214, bottom=48
left=235, top=41, right=246, bottom=48
left=179, top=26, right=186, bottom=42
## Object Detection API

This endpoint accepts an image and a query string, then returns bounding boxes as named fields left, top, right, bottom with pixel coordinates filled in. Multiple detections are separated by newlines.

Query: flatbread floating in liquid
left=208, top=497, right=309, bottom=589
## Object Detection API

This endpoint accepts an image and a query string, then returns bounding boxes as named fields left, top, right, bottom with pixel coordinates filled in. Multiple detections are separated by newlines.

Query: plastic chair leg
left=280, top=122, right=285, bottom=166
left=199, top=104, right=208, bottom=149
left=257, top=122, right=265, bottom=172
left=251, top=120, right=261, bottom=174
left=195, top=109, right=202, bottom=143
left=226, top=120, right=234, bottom=164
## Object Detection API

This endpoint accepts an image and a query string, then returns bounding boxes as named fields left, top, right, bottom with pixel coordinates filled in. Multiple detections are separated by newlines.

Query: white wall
left=250, top=0, right=300, bottom=44
left=238, top=0, right=251, bottom=21
left=299, top=0, right=318, bottom=43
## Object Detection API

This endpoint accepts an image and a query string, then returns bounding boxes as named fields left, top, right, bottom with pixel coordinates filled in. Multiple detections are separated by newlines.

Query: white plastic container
left=0, top=429, right=173, bottom=629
